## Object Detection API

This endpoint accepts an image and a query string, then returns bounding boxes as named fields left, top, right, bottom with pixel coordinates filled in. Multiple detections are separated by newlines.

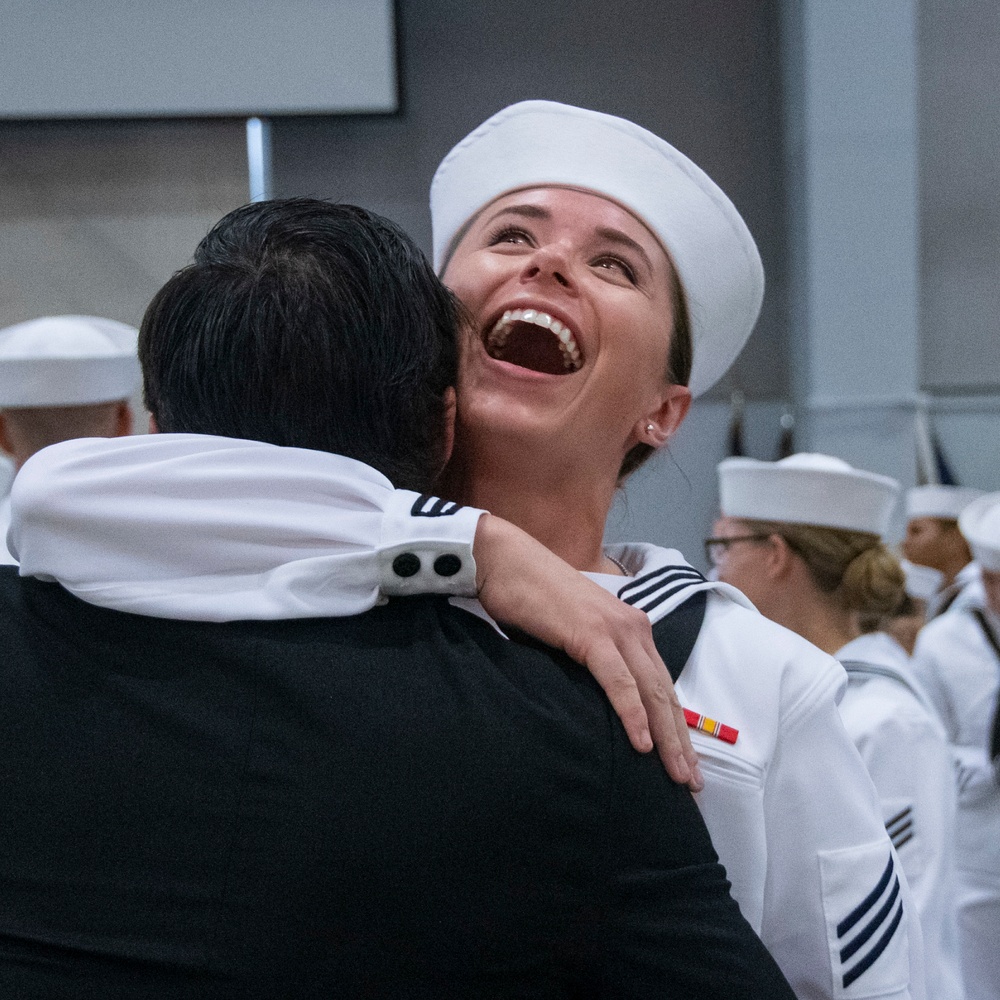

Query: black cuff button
left=392, top=553, right=421, bottom=578
left=433, top=554, right=462, bottom=577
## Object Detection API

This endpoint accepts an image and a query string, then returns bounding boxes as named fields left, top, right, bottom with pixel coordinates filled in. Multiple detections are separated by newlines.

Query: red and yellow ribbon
left=684, top=707, right=738, bottom=745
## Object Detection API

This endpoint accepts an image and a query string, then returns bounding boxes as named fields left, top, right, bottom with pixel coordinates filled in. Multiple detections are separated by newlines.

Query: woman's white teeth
left=486, top=309, right=582, bottom=371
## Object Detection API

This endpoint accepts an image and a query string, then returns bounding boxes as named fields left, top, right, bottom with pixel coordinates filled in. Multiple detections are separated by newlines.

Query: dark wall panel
left=271, top=0, right=788, bottom=399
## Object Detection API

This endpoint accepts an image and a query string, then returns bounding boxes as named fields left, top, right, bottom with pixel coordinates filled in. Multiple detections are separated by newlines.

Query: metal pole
left=246, top=117, right=273, bottom=202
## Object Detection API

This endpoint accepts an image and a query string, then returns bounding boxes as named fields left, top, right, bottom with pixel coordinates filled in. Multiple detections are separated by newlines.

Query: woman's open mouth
left=483, top=309, right=583, bottom=375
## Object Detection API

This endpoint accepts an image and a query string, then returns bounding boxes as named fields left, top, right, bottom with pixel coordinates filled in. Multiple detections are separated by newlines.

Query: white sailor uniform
left=579, top=543, right=923, bottom=1000
left=929, top=562, right=984, bottom=619
left=835, top=632, right=963, bottom=1000
left=10, top=436, right=925, bottom=1000
left=912, top=605, right=1000, bottom=1000
left=0, top=457, right=15, bottom=565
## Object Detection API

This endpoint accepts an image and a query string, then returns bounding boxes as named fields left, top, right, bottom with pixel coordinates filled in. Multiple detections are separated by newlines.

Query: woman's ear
left=636, top=383, right=692, bottom=447
left=766, top=534, right=798, bottom=581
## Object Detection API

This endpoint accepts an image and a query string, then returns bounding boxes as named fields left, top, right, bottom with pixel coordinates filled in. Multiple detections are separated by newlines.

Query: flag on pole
left=727, top=390, right=746, bottom=457
left=914, top=395, right=958, bottom=486
left=776, top=407, right=795, bottom=460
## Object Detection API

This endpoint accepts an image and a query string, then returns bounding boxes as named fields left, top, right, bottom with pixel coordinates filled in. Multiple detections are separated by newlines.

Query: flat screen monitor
left=0, top=0, right=397, bottom=118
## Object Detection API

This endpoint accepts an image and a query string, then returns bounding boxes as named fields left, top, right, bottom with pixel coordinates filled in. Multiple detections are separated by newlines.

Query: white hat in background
left=959, top=493, right=1000, bottom=572
left=905, top=484, right=985, bottom=521
left=430, top=99, right=764, bottom=398
left=718, top=453, right=901, bottom=537
left=900, top=559, right=944, bottom=602
left=0, top=315, right=140, bottom=408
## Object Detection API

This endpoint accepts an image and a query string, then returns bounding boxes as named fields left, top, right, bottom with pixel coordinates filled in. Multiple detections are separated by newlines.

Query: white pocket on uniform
left=819, top=839, right=910, bottom=998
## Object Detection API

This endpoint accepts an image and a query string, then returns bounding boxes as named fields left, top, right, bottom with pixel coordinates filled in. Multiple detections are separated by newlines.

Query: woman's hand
left=474, top=514, right=703, bottom=791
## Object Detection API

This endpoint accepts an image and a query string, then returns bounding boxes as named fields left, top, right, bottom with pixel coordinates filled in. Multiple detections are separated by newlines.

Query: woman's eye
left=487, top=226, right=532, bottom=247
left=593, top=256, right=637, bottom=283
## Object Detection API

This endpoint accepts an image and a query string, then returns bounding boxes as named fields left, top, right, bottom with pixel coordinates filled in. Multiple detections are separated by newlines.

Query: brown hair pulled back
left=743, top=519, right=906, bottom=617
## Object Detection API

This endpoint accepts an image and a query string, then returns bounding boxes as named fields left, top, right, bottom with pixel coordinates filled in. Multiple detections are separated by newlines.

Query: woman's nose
left=520, top=245, right=576, bottom=291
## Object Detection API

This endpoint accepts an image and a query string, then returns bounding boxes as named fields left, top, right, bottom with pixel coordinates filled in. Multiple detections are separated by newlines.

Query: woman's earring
left=645, top=423, right=655, bottom=434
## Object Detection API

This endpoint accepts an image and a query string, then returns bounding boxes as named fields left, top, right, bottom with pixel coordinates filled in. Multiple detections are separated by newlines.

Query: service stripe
left=843, top=901, right=904, bottom=989
left=837, top=855, right=895, bottom=938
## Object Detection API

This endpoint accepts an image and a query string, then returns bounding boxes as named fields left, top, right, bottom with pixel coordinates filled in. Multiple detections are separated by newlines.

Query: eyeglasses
left=703, top=534, right=771, bottom=567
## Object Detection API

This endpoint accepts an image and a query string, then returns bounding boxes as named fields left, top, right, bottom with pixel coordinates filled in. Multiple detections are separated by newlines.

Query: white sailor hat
left=900, top=559, right=944, bottom=602
left=0, top=315, right=140, bottom=407
left=718, top=453, right=901, bottom=537
left=959, top=493, right=1000, bottom=573
left=905, top=484, right=985, bottom=521
left=430, top=100, right=764, bottom=398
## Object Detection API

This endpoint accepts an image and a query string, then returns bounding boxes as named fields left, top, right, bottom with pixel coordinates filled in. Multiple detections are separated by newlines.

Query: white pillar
left=782, top=0, right=920, bottom=486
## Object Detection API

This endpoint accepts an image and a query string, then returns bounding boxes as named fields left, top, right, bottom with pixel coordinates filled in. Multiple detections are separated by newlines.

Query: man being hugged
left=0, top=199, right=793, bottom=999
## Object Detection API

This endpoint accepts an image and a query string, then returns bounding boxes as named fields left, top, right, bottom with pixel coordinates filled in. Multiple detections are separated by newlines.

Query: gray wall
left=919, top=1, right=1000, bottom=393
left=0, top=118, right=247, bottom=330
left=0, top=117, right=249, bottom=469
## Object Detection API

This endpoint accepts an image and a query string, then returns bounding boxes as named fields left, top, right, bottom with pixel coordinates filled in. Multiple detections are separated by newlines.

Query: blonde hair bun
left=839, top=543, right=906, bottom=616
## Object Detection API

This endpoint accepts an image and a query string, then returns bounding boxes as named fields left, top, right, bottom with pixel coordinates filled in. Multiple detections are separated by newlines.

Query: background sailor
left=0, top=314, right=140, bottom=564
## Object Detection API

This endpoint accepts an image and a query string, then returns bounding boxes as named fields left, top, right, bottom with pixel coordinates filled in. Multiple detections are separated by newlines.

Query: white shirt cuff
left=378, top=490, right=484, bottom=597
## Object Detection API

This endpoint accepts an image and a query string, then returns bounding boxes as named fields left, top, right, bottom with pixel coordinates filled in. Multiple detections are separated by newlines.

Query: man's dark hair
left=140, top=199, right=459, bottom=491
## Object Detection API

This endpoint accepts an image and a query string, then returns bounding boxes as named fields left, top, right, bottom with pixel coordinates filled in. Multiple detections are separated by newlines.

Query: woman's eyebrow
left=593, top=227, right=653, bottom=273
left=482, top=204, right=550, bottom=228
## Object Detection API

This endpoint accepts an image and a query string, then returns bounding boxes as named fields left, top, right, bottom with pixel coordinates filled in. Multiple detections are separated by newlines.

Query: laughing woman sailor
left=7, top=102, right=928, bottom=999
left=712, top=453, right=962, bottom=1000
left=425, top=101, right=925, bottom=1000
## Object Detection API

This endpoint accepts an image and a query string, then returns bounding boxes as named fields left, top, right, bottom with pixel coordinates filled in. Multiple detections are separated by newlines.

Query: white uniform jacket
left=929, top=563, right=983, bottom=620
left=912, top=606, right=1000, bottom=820
left=10, top=437, right=925, bottom=1000
left=836, top=633, right=963, bottom=1000
left=912, top=606, right=1000, bottom=1000
left=572, top=543, right=923, bottom=1000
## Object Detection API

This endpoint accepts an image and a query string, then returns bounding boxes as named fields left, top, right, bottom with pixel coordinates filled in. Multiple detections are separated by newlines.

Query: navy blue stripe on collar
left=628, top=579, right=706, bottom=616
left=617, top=565, right=704, bottom=603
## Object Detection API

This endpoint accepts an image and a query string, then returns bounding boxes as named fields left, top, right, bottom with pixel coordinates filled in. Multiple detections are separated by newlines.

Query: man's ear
left=441, top=386, right=457, bottom=466
left=634, top=383, right=692, bottom=448
left=0, top=412, right=13, bottom=458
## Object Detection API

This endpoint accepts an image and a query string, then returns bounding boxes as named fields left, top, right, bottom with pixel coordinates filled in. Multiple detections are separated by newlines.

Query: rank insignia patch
left=820, top=841, right=910, bottom=997
left=885, top=806, right=913, bottom=851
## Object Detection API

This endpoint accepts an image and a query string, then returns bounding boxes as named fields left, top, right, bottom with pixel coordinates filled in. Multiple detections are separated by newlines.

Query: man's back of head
left=140, top=199, right=459, bottom=492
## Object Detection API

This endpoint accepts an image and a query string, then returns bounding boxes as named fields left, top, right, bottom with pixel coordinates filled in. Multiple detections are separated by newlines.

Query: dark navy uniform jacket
left=0, top=569, right=793, bottom=999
